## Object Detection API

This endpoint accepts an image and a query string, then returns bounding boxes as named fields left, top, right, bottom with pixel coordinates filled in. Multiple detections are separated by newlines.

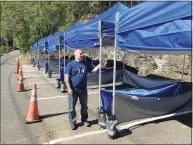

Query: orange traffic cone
left=17, top=75, right=24, bottom=92
left=17, top=65, right=23, bottom=79
left=26, top=83, right=42, bottom=124
left=16, top=58, right=20, bottom=74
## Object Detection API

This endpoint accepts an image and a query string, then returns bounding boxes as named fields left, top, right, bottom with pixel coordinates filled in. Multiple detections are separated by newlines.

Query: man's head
left=74, top=49, right=83, bottom=62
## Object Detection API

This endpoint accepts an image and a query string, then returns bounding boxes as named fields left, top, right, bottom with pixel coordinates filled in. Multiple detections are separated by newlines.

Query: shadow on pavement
left=41, top=112, right=68, bottom=119
left=23, top=88, right=33, bottom=92
left=117, top=129, right=132, bottom=139
left=23, top=77, right=39, bottom=80
left=76, top=119, right=98, bottom=127
left=116, top=113, right=192, bottom=139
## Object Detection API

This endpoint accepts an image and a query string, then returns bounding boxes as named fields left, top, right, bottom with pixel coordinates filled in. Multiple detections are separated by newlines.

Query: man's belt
left=72, top=87, right=82, bottom=93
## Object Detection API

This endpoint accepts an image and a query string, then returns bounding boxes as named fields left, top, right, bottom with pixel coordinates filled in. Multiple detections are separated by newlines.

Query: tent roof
left=116, top=1, right=192, bottom=55
left=85, top=2, right=128, bottom=25
left=65, top=2, right=129, bottom=50
left=47, top=22, right=84, bottom=54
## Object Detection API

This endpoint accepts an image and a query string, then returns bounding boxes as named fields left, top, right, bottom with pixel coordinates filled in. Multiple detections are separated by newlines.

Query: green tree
left=1, top=1, right=143, bottom=54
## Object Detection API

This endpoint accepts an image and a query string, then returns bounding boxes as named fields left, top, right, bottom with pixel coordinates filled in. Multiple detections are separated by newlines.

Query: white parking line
left=6, top=138, right=28, bottom=144
left=49, top=130, right=106, bottom=144
left=36, top=92, right=98, bottom=101
left=27, top=81, right=58, bottom=86
left=23, top=72, right=37, bottom=73
left=24, top=75, right=40, bottom=78
left=38, top=95, right=68, bottom=101
left=48, top=110, right=192, bottom=144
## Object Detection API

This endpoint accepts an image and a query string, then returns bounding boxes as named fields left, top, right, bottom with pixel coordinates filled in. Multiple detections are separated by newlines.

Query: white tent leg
left=64, top=33, right=66, bottom=75
left=59, top=38, right=61, bottom=76
left=112, top=12, right=120, bottom=115
left=38, top=45, right=40, bottom=65
left=98, top=20, right=102, bottom=109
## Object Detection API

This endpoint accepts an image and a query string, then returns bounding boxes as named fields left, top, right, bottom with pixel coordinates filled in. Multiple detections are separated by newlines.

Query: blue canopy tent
left=64, top=2, right=129, bottom=50
left=30, top=43, right=40, bottom=67
left=99, top=1, right=192, bottom=137
left=44, top=22, right=85, bottom=83
left=39, top=35, right=54, bottom=53
left=30, top=43, right=38, bottom=52
left=47, top=31, right=64, bottom=54
left=48, top=22, right=84, bottom=54
left=29, top=22, right=84, bottom=76
left=30, top=44, right=37, bottom=65
left=116, top=1, right=192, bottom=55
left=37, top=35, right=55, bottom=72
left=62, top=2, right=130, bottom=109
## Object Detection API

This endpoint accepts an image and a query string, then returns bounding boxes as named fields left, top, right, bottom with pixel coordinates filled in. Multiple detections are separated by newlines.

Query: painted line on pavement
left=27, top=81, right=58, bottom=86
left=49, top=130, right=106, bottom=144
left=24, top=74, right=40, bottom=78
left=34, top=92, right=99, bottom=101
left=48, top=110, right=192, bottom=144
left=6, top=138, right=28, bottom=144
left=38, top=95, right=68, bottom=101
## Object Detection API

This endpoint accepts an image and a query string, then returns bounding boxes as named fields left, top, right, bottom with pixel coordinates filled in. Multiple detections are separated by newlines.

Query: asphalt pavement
left=1, top=51, right=47, bottom=144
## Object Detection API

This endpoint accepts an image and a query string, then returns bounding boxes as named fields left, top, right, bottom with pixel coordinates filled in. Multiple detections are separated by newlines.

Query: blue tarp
left=116, top=1, right=192, bottom=55
left=47, top=22, right=84, bottom=54
left=30, top=43, right=38, bottom=52
left=65, top=2, right=129, bottom=50
left=30, top=22, right=84, bottom=53
left=101, top=81, right=182, bottom=114
left=37, top=35, right=54, bottom=52
left=30, top=45, right=34, bottom=51
left=47, top=31, right=63, bottom=54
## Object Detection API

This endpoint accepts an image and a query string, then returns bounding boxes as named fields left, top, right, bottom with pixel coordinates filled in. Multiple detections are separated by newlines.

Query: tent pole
left=47, top=42, right=48, bottom=66
left=112, top=12, right=120, bottom=115
left=39, top=46, right=40, bottom=63
left=98, top=20, right=102, bottom=109
left=122, top=0, right=131, bottom=70
left=45, top=41, right=48, bottom=69
left=59, top=36, right=61, bottom=77
left=181, top=55, right=185, bottom=82
left=48, top=47, right=50, bottom=67
left=64, top=33, right=66, bottom=74
left=37, top=43, right=40, bottom=65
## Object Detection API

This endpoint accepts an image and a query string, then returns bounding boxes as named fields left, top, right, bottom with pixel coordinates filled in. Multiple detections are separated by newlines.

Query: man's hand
left=68, top=88, right=73, bottom=96
left=65, top=74, right=73, bottom=96
left=91, top=64, right=101, bottom=73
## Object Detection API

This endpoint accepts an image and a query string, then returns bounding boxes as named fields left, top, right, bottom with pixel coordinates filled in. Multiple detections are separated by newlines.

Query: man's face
left=74, top=49, right=84, bottom=61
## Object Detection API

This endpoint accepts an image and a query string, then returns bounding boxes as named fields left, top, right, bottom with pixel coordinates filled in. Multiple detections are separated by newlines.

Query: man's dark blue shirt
left=64, top=60, right=94, bottom=89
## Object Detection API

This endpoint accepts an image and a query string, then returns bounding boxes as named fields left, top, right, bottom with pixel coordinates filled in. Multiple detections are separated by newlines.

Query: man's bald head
left=74, top=49, right=82, bottom=55
left=74, top=49, right=84, bottom=62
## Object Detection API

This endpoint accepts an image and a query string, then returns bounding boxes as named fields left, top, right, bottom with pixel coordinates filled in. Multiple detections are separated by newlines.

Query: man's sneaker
left=83, top=121, right=91, bottom=127
left=70, top=122, right=76, bottom=130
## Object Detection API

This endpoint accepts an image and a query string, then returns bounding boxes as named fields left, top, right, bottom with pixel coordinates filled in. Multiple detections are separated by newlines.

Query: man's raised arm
left=91, top=64, right=101, bottom=73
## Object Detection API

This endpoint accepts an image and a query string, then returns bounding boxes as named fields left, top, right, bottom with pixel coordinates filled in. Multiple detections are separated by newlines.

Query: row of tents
left=30, top=1, right=191, bottom=55
left=30, top=1, right=192, bottom=139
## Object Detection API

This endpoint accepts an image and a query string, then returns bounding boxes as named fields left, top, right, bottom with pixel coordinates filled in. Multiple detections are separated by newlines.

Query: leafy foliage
left=1, top=1, right=141, bottom=53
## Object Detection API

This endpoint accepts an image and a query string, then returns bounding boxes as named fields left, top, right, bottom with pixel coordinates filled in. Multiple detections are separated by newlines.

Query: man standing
left=65, top=49, right=100, bottom=130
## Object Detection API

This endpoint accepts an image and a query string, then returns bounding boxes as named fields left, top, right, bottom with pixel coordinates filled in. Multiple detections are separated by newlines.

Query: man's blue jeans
left=68, top=88, right=88, bottom=123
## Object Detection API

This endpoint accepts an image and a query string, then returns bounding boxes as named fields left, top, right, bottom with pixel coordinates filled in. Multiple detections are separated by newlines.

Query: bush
left=0, top=46, right=9, bottom=54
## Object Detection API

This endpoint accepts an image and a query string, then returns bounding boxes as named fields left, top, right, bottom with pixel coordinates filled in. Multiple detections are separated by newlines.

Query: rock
left=83, top=47, right=192, bottom=79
